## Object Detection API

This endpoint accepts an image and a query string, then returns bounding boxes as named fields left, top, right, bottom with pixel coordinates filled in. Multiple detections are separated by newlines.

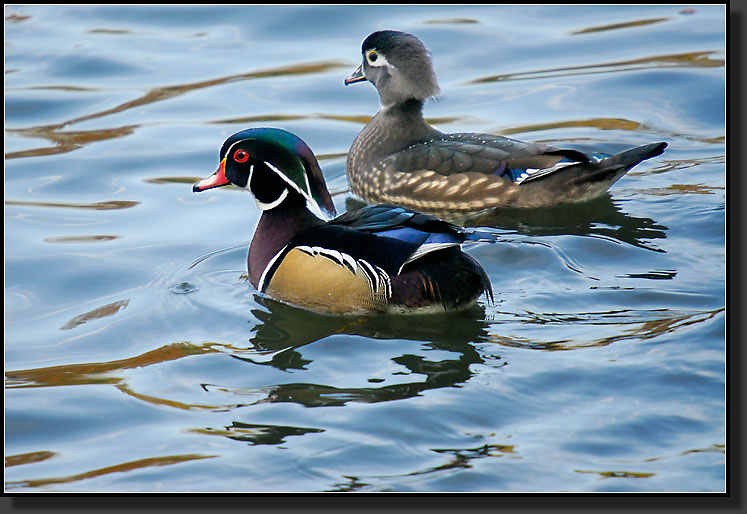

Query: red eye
left=233, top=149, right=249, bottom=163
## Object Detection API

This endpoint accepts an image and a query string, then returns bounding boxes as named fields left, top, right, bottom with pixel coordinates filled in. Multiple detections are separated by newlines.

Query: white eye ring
left=366, top=50, right=390, bottom=68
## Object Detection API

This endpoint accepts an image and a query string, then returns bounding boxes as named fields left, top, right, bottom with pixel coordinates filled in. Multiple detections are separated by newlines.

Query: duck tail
left=564, top=141, right=668, bottom=189
left=597, top=141, right=668, bottom=171
left=516, top=142, right=667, bottom=206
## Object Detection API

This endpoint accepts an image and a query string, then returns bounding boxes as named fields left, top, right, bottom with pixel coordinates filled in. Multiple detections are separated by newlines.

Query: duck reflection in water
left=347, top=193, right=669, bottom=253
left=220, top=295, right=495, bottom=408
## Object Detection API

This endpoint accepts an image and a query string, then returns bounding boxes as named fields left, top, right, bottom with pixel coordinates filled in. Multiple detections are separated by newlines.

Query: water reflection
left=467, top=51, right=723, bottom=84
left=347, top=194, right=668, bottom=252
left=4, top=299, right=492, bottom=410
left=5, top=451, right=56, bottom=468
left=571, top=17, right=669, bottom=35
left=5, top=125, right=138, bottom=159
left=330, top=442, right=519, bottom=492
left=249, top=296, right=487, bottom=352
left=6, top=293, right=721, bottom=410
left=190, top=422, right=324, bottom=446
left=218, top=296, right=493, bottom=407
left=6, top=199, right=139, bottom=210
left=488, top=307, right=724, bottom=351
left=44, top=234, right=120, bottom=244
left=575, top=469, right=655, bottom=479
left=60, top=299, right=130, bottom=330
left=4, top=3, right=725, bottom=493
left=5, top=60, right=347, bottom=158
left=501, top=117, right=646, bottom=135
left=4, top=453, right=217, bottom=490
left=423, top=17, right=480, bottom=24
left=5, top=342, right=219, bottom=390
left=5, top=12, right=30, bottom=22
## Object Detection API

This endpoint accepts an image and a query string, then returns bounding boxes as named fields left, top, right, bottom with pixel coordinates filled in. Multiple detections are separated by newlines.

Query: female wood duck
left=344, top=30, right=667, bottom=212
left=193, top=127, right=493, bottom=315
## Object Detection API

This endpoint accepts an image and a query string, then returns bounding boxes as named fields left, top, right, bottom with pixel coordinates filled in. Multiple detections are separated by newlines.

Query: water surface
left=5, top=4, right=725, bottom=493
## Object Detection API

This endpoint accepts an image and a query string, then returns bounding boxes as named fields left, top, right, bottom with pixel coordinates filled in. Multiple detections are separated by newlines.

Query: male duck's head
left=345, top=30, right=440, bottom=107
left=193, top=127, right=336, bottom=218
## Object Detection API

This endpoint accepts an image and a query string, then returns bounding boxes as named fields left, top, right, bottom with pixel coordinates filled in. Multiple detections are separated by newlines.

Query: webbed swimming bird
left=193, top=127, right=493, bottom=315
left=344, top=30, right=667, bottom=212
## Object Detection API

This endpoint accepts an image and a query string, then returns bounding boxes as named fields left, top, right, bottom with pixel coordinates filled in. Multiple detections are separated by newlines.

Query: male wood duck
left=193, top=127, right=493, bottom=315
left=344, top=30, right=667, bottom=212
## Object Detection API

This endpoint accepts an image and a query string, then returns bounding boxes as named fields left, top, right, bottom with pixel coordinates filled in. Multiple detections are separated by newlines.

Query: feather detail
left=263, top=247, right=392, bottom=314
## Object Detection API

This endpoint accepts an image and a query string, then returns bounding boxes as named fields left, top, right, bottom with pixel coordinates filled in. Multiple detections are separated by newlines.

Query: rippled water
left=5, top=5, right=726, bottom=493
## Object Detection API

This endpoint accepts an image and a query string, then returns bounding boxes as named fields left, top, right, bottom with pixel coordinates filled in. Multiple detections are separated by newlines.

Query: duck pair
left=193, top=30, right=667, bottom=315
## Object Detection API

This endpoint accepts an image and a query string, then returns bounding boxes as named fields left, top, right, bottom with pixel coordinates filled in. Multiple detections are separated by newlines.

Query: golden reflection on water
left=43, top=234, right=120, bottom=244
left=571, top=17, right=669, bottom=34
left=4, top=5, right=725, bottom=493
left=5, top=451, right=56, bottom=468
left=5, top=60, right=349, bottom=159
left=87, top=28, right=135, bottom=35
left=114, top=383, right=239, bottom=411
left=645, top=183, right=725, bottom=196
left=6, top=199, right=139, bottom=210
left=4, top=305, right=724, bottom=416
left=5, top=125, right=137, bottom=159
left=143, top=176, right=203, bottom=185
left=468, top=51, right=724, bottom=84
left=209, top=112, right=467, bottom=129
left=5, top=12, right=31, bottom=23
left=610, top=443, right=725, bottom=464
left=500, top=117, right=643, bottom=135
left=4, top=340, right=273, bottom=411
left=575, top=469, right=655, bottom=479
left=4, top=454, right=217, bottom=490
left=423, top=18, right=479, bottom=24
left=5, top=341, right=218, bottom=388
left=639, top=154, right=725, bottom=176
left=60, top=299, right=130, bottom=330
left=487, top=308, right=724, bottom=351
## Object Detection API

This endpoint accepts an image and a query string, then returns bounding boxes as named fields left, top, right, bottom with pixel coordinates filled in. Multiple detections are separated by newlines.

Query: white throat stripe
left=255, top=188, right=289, bottom=211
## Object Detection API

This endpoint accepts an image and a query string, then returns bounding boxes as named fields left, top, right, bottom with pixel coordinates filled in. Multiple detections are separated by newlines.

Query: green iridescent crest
left=220, top=127, right=336, bottom=217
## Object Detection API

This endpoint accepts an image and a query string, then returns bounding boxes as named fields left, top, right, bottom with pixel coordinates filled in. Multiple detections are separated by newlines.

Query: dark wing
left=285, top=222, right=421, bottom=279
left=332, top=203, right=499, bottom=242
left=379, top=132, right=591, bottom=182
left=265, top=205, right=498, bottom=288
left=276, top=204, right=479, bottom=279
left=329, top=204, right=464, bottom=237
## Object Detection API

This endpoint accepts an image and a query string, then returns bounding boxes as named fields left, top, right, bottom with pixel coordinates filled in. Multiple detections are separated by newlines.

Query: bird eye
left=233, top=149, right=249, bottom=163
left=367, top=51, right=378, bottom=63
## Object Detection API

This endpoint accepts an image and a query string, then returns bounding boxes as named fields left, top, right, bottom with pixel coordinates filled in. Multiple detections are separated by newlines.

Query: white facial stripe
left=224, top=140, right=244, bottom=167
left=255, top=188, right=288, bottom=211
left=264, top=161, right=328, bottom=220
left=264, top=162, right=303, bottom=198
left=223, top=140, right=254, bottom=190
left=245, top=163, right=255, bottom=191
left=224, top=142, right=328, bottom=220
left=223, top=140, right=308, bottom=194
left=246, top=161, right=290, bottom=211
